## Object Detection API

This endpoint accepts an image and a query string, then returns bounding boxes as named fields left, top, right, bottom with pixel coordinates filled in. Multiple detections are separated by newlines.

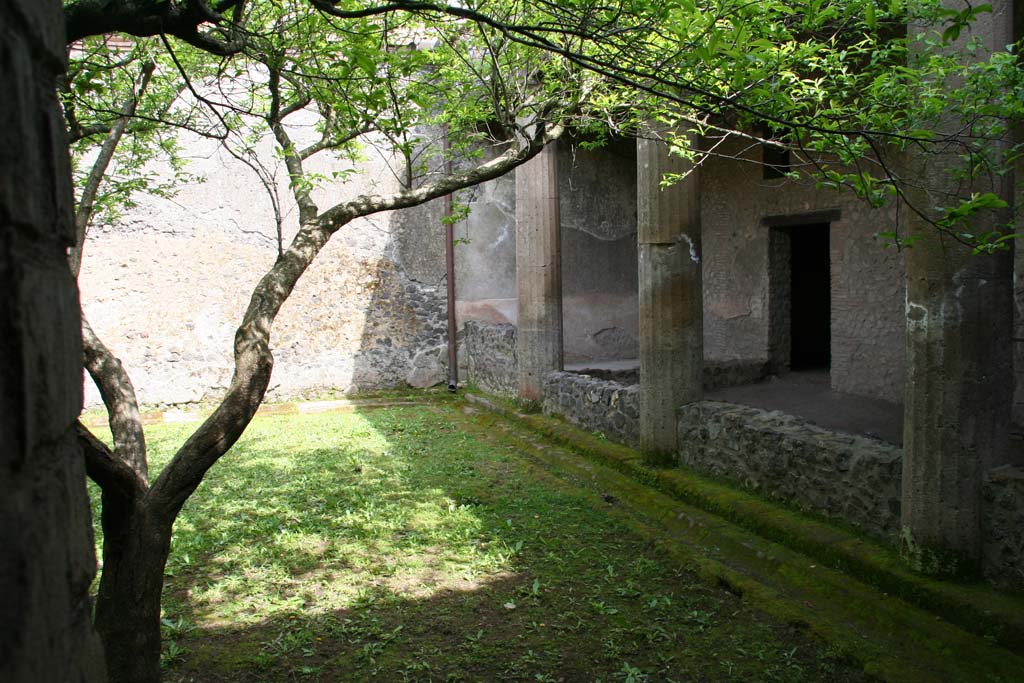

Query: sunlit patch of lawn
left=88, top=406, right=872, bottom=682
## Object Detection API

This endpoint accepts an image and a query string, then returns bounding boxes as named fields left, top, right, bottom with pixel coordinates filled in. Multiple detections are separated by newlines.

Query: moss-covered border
left=461, top=390, right=1024, bottom=650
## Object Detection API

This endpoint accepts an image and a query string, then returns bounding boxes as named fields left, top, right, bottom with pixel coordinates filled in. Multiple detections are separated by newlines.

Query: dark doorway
left=789, top=224, right=830, bottom=370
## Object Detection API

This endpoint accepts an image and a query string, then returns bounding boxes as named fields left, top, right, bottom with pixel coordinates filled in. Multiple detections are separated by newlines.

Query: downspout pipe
left=443, top=126, right=458, bottom=393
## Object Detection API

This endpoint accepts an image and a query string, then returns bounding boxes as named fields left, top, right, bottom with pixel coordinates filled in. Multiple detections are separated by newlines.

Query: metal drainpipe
left=443, top=126, right=458, bottom=393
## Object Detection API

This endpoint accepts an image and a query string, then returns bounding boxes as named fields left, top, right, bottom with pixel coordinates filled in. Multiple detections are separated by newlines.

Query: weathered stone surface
left=559, top=139, right=639, bottom=364
left=457, top=140, right=639, bottom=367
left=464, top=321, right=518, bottom=397
left=637, top=130, right=702, bottom=457
left=898, top=1, right=1017, bottom=573
left=515, top=143, right=563, bottom=399
left=563, top=359, right=767, bottom=392
left=1, top=1, right=106, bottom=680
left=702, top=360, right=770, bottom=391
left=542, top=371, right=640, bottom=447
left=406, top=345, right=446, bottom=389
left=700, top=137, right=905, bottom=403
left=678, top=401, right=903, bottom=540
left=982, top=467, right=1024, bottom=586
left=79, top=126, right=450, bottom=406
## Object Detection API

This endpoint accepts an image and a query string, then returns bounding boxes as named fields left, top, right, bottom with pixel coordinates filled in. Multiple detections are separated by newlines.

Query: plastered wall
left=700, top=138, right=906, bottom=403
left=80, top=122, right=451, bottom=407
left=453, top=138, right=640, bottom=364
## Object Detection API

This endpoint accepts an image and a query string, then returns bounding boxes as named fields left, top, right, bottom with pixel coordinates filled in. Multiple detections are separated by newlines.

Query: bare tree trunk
left=73, top=106, right=560, bottom=680
left=93, top=499, right=171, bottom=683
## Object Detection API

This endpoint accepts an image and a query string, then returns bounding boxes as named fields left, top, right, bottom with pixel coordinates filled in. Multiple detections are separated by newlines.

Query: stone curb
left=463, top=390, right=1024, bottom=651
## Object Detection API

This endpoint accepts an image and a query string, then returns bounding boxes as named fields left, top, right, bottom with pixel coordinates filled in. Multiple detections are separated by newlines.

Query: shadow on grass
left=95, top=406, right=873, bottom=683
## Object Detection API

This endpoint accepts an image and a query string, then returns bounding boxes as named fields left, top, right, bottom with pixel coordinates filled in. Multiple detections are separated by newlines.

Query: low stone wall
left=703, top=360, right=770, bottom=391
left=464, top=321, right=518, bottom=397
left=568, top=360, right=767, bottom=391
left=982, top=467, right=1024, bottom=586
left=677, top=401, right=903, bottom=540
left=464, top=321, right=1023, bottom=584
left=541, top=371, right=640, bottom=447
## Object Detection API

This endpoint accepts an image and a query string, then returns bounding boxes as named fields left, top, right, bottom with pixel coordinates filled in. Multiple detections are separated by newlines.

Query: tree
left=61, top=0, right=1021, bottom=680
left=65, top=3, right=595, bottom=680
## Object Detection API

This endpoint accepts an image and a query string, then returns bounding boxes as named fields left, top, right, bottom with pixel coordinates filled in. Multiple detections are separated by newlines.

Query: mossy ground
left=89, top=405, right=871, bottom=683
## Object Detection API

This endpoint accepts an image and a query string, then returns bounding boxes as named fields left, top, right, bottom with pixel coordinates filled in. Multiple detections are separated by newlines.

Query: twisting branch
left=146, top=115, right=565, bottom=523
left=220, top=136, right=288, bottom=256
left=69, top=59, right=156, bottom=276
left=78, top=421, right=148, bottom=502
left=81, top=316, right=149, bottom=484
left=67, top=55, right=154, bottom=495
left=267, top=63, right=319, bottom=224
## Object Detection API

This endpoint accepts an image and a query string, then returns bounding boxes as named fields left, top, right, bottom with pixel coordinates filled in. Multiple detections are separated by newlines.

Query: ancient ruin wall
left=79, top=127, right=451, bottom=407
left=454, top=141, right=640, bottom=364
left=678, top=402, right=904, bottom=540
left=463, top=321, right=518, bottom=397
left=982, top=468, right=1024, bottom=586
left=558, top=140, right=639, bottom=363
left=701, top=140, right=906, bottom=403
left=542, top=372, right=640, bottom=447
left=464, top=320, right=1023, bottom=582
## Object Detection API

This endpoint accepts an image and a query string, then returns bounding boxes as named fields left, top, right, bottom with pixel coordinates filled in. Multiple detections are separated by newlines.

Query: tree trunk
left=93, top=497, right=171, bottom=683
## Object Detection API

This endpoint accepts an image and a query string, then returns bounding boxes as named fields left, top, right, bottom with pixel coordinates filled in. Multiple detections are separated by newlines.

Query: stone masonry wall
left=1, top=1, right=106, bottom=679
left=541, top=372, right=640, bottom=447
left=79, top=122, right=451, bottom=407
left=982, top=467, right=1024, bottom=586
left=465, top=324, right=1022, bottom=583
left=464, top=321, right=518, bottom=397
left=677, top=402, right=1024, bottom=583
left=678, top=402, right=903, bottom=540
left=702, top=138, right=905, bottom=403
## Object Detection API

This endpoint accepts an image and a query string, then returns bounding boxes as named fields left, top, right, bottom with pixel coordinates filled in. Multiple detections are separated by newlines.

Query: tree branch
left=147, top=119, right=564, bottom=523
left=78, top=421, right=147, bottom=502
left=69, top=60, right=156, bottom=277
left=82, top=316, right=149, bottom=483
left=320, top=121, right=563, bottom=229
left=65, top=0, right=248, bottom=55
left=267, top=63, right=319, bottom=223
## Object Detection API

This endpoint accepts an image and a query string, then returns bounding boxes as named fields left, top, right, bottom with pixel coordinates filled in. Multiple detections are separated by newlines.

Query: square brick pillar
left=637, top=130, right=703, bottom=464
left=515, top=142, right=563, bottom=400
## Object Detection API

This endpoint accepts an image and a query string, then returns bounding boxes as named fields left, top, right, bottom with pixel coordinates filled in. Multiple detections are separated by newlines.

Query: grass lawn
left=89, top=404, right=873, bottom=682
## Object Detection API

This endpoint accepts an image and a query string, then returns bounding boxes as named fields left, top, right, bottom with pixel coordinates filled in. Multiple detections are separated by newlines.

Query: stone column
left=637, top=130, right=703, bottom=464
left=515, top=142, right=563, bottom=400
left=1, top=1, right=106, bottom=681
left=900, top=0, right=1016, bottom=576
